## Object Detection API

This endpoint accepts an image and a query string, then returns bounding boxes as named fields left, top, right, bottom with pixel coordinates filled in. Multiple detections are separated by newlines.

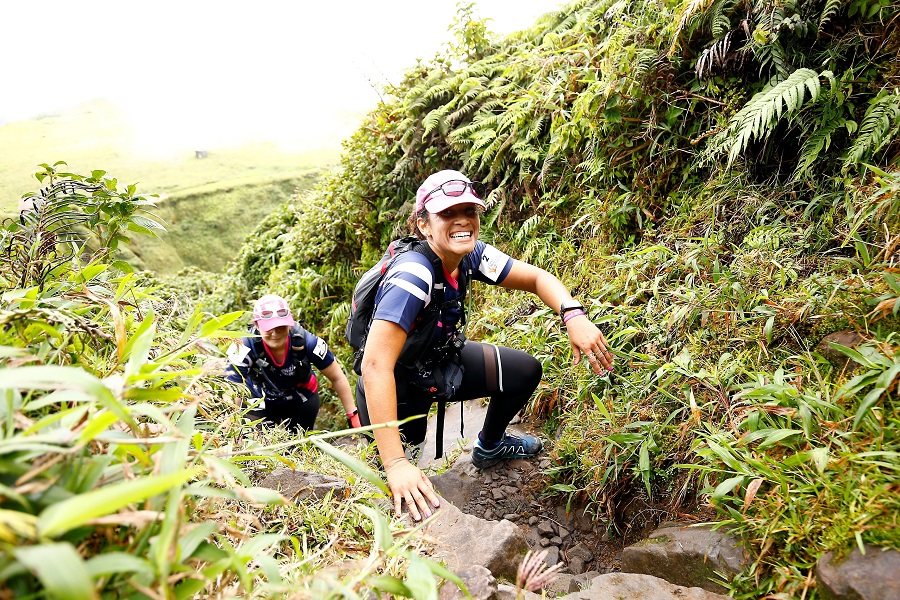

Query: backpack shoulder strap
left=409, top=239, right=447, bottom=305
left=289, top=324, right=307, bottom=349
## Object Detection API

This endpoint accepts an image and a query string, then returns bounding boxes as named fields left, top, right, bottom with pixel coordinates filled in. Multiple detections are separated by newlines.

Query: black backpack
left=345, top=236, right=469, bottom=375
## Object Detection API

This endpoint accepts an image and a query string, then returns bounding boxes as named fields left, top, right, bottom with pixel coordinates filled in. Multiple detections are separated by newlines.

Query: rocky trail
left=273, top=399, right=900, bottom=598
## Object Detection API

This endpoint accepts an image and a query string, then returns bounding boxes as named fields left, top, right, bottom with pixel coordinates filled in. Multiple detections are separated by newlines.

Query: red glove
left=347, top=409, right=361, bottom=429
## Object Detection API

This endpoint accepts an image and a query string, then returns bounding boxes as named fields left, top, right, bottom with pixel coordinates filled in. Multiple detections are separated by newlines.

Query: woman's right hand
left=384, top=459, right=441, bottom=521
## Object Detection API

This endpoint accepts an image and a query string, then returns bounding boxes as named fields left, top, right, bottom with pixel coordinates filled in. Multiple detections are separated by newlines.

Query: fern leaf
left=843, top=90, right=900, bottom=168
left=818, top=0, right=844, bottom=32
left=717, top=69, right=832, bottom=165
left=794, top=117, right=847, bottom=178
left=670, top=0, right=715, bottom=56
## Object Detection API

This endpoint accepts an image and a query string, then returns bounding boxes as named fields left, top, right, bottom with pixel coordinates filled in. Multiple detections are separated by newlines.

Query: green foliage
left=1, top=163, right=164, bottom=289
left=709, top=69, right=833, bottom=166
left=179, top=0, right=898, bottom=595
left=843, top=88, right=900, bottom=170
left=1, top=167, right=451, bottom=598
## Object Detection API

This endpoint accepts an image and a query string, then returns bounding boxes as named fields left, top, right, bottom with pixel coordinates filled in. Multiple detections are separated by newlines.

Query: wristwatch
left=559, top=299, right=584, bottom=322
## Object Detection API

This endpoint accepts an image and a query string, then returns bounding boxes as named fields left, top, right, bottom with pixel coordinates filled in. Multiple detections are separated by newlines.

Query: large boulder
left=564, top=572, right=731, bottom=599
left=439, top=565, right=497, bottom=600
left=817, top=545, right=900, bottom=600
left=620, top=524, right=747, bottom=593
left=424, top=495, right=528, bottom=581
left=257, top=468, right=349, bottom=502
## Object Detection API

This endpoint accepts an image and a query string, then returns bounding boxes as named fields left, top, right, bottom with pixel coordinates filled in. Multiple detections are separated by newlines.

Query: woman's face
left=259, top=324, right=290, bottom=348
left=418, top=203, right=481, bottom=264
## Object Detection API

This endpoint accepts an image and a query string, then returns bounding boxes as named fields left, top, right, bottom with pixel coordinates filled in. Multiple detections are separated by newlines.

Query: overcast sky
left=1, top=0, right=562, bottom=154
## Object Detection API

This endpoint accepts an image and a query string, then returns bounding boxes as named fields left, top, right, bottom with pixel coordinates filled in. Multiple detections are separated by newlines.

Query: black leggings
left=356, top=341, right=542, bottom=446
left=245, top=391, right=320, bottom=432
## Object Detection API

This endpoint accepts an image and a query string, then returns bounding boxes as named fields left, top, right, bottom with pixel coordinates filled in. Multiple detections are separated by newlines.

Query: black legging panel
left=356, top=341, right=542, bottom=446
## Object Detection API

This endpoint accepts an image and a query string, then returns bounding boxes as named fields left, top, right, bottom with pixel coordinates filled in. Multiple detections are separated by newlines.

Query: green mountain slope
left=0, top=99, right=340, bottom=272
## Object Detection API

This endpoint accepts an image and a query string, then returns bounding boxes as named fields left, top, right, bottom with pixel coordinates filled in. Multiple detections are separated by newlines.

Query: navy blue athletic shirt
left=373, top=240, right=513, bottom=347
left=225, top=329, right=335, bottom=401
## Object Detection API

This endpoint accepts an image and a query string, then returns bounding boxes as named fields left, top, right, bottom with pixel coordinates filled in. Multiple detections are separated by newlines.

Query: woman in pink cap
left=226, top=294, right=360, bottom=431
left=354, top=169, right=614, bottom=521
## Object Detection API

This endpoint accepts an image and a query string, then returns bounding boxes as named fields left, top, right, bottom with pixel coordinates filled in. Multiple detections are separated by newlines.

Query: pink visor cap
left=414, top=169, right=486, bottom=213
left=252, top=294, right=295, bottom=332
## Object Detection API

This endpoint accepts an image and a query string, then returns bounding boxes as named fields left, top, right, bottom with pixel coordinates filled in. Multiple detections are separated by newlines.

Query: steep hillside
left=2, top=0, right=898, bottom=597
left=212, top=0, right=899, bottom=595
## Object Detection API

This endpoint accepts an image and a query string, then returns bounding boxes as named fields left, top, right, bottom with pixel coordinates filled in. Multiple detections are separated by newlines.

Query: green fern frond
left=422, top=104, right=452, bottom=137
left=794, top=116, right=848, bottom=178
left=716, top=68, right=832, bottom=165
left=709, top=0, right=737, bottom=38
left=818, top=0, right=844, bottom=32
left=843, top=90, right=900, bottom=168
left=526, top=114, right=548, bottom=142
left=632, top=49, right=658, bottom=81
left=670, top=0, right=715, bottom=56
left=515, top=214, right=542, bottom=244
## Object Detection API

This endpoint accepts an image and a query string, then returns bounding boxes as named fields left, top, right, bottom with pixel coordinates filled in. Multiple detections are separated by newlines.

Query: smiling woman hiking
left=352, top=169, right=615, bottom=521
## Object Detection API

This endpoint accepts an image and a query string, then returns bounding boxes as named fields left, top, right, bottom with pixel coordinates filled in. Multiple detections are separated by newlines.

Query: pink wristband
left=562, top=309, right=586, bottom=324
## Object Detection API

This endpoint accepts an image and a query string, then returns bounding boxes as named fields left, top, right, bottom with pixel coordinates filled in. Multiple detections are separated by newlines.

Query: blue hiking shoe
left=471, top=432, right=543, bottom=469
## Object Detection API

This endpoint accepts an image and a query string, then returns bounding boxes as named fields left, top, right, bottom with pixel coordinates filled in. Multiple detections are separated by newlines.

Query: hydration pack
left=345, top=236, right=470, bottom=375
left=245, top=324, right=313, bottom=395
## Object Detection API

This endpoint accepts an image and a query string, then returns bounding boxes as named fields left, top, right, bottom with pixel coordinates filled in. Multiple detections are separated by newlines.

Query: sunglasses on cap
left=256, top=308, right=290, bottom=319
left=423, top=180, right=485, bottom=203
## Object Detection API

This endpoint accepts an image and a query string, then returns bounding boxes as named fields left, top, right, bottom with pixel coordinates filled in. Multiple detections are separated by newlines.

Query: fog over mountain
left=2, top=0, right=562, bottom=156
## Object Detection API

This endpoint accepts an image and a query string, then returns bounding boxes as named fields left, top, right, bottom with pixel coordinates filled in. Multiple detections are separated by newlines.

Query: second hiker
left=354, top=169, right=614, bottom=521
left=226, top=294, right=360, bottom=432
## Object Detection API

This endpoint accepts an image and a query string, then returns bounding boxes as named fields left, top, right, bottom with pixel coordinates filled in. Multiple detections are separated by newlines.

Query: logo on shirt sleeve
left=313, top=338, right=328, bottom=360
left=479, top=245, right=509, bottom=282
left=227, top=342, right=252, bottom=367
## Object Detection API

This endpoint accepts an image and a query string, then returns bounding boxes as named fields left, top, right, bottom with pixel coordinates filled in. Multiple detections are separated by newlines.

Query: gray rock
left=621, top=524, right=747, bottom=594
left=558, top=526, right=571, bottom=541
left=496, top=583, right=541, bottom=599
left=573, top=571, right=601, bottom=589
left=503, top=513, right=520, bottom=521
left=432, top=460, right=483, bottom=507
left=439, top=565, right=496, bottom=600
left=554, top=504, right=597, bottom=534
left=424, top=495, right=529, bottom=580
left=550, top=536, right=563, bottom=546
left=816, top=331, right=867, bottom=371
left=544, top=546, right=560, bottom=566
left=569, top=557, right=586, bottom=575
left=817, top=545, right=900, bottom=600
left=528, top=516, right=541, bottom=526
left=492, top=488, right=505, bottom=500
left=567, top=542, right=595, bottom=562
left=257, top=468, right=348, bottom=502
left=544, top=573, right=581, bottom=595
left=538, top=520, right=557, bottom=536
left=565, top=572, right=731, bottom=599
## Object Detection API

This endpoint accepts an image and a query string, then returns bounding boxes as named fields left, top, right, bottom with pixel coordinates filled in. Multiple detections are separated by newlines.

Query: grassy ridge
left=0, top=99, right=340, bottom=273
left=126, top=171, right=324, bottom=273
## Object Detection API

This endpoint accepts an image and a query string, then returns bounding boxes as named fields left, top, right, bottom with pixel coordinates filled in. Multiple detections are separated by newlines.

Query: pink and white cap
left=414, top=169, right=486, bottom=213
left=252, top=294, right=295, bottom=332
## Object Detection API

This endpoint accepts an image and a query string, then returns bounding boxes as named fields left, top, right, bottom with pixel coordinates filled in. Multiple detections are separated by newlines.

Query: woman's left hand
left=566, top=316, right=614, bottom=374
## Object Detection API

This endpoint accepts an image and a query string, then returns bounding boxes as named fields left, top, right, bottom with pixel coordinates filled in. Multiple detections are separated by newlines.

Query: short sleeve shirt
left=372, top=241, right=513, bottom=344
left=225, top=328, right=335, bottom=397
